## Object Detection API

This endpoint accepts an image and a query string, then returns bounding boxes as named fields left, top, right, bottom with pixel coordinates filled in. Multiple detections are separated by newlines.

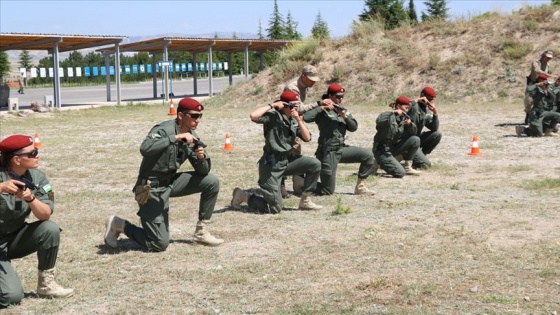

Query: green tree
left=552, top=0, right=559, bottom=5
left=359, top=0, right=409, bottom=30
left=311, top=11, right=330, bottom=39
left=285, top=10, right=302, bottom=40
left=421, top=0, right=449, bottom=21
left=19, top=50, right=34, bottom=72
left=0, top=51, right=9, bottom=79
left=258, top=19, right=265, bottom=39
left=266, top=0, right=286, bottom=39
left=408, top=0, right=418, bottom=24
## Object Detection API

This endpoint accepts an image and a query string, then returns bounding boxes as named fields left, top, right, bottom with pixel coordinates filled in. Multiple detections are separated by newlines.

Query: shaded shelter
left=0, top=32, right=126, bottom=107
left=96, top=37, right=291, bottom=101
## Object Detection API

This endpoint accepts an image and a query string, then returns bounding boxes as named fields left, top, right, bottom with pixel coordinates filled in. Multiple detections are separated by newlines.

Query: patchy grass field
left=0, top=97, right=559, bottom=314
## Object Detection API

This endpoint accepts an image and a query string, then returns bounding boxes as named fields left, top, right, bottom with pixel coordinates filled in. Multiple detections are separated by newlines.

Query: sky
left=0, top=0, right=553, bottom=39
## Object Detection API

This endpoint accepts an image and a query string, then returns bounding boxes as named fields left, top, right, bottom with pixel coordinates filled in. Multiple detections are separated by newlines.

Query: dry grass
left=0, top=95, right=559, bottom=314
left=1, top=4, right=559, bottom=314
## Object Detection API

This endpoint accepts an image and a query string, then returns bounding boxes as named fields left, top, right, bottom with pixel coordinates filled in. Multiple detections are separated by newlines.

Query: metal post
left=104, top=52, right=111, bottom=101
left=163, top=45, right=169, bottom=102
left=115, top=43, right=121, bottom=105
left=152, top=53, right=157, bottom=98
left=208, top=45, right=213, bottom=97
left=192, top=53, right=198, bottom=96
left=52, top=40, right=61, bottom=109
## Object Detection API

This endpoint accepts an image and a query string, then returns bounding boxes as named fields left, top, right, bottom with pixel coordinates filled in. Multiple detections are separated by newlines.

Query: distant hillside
left=211, top=4, right=559, bottom=107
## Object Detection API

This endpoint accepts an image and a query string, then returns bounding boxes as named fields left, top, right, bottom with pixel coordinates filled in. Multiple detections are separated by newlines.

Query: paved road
left=1, top=75, right=249, bottom=111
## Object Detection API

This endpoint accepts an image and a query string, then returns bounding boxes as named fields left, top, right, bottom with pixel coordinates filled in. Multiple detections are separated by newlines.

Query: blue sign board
left=133, top=65, right=138, bottom=74
left=84, top=67, right=91, bottom=77
left=181, top=63, right=186, bottom=72
left=93, top=67, right=99, bottom=76
left=125, top=65, right=131, bottom=75
left=140, top=64, right=145, bottom=73
left=101, top=66, right=106, bottom=76
left=147, top=64, right=152, bottom=73
left=187, top=63, right=192, bottom=72
left=110, top=66, right=115, bottom=75
left=199, top=62, right=205, bottom=71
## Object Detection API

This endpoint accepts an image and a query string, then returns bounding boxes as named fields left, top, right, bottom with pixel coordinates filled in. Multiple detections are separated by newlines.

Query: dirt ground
left=0, top=96, right=558, bottom=314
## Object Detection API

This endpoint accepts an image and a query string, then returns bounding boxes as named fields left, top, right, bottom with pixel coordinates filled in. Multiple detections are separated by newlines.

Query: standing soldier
left=104, top=98, right=224, bottom=252
left=372, top=96, right=421, bottom=178
left=281, top=65, right=333, bottom=197
left=303, top=83, right=375, bottom=195
left=231, top=90, right=323, bottom=214
left=407, top=86, right=442, bottom=169
left=524, top=50, right=555, bottom=123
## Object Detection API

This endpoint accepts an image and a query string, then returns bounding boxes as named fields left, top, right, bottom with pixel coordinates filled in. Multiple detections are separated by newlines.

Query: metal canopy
left=96, top=37, right=290, bottom=54
left=97, top=37, right=291, bottom=99
left=0, top=32, right=126, bottom=107
left=0, top=33, right=125, bottom=53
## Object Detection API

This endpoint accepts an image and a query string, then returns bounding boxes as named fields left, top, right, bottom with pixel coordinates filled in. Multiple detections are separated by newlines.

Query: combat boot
left=104, top=215, right=127, bottom=248
left=293, top=175, right=305, bottom=195
left=354, top=178, right=376, bottom=195
left=231, top=187, right=249, bottom=210
left=394, top=154, right=404, bottom=162
left=37, top=268, right=74, bottom=299
left=298, top=192, right=323, bottom=210
left=193, top=220, right=224, bottom=246
left=403, top=160, right=421, bottom=176
left=544, top=129, right=559, bottom=137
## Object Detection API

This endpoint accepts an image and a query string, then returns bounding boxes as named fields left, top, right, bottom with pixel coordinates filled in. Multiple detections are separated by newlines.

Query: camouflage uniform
left=372, top=111, right=420, bottom=178
left=246, top=109, right=321, bottom=214
left=407, top=100, right=442, bottom=168
left=524, top=84, right=560, bottom=137
left=125, top=119, right=219, bottom=252
left=0, top=168, right=60, bottom=307
left=303, top=105, right=374, bottom=195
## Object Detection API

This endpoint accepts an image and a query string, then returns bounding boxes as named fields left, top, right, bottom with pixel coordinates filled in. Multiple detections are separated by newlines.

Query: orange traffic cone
left=223, top=133, right=233, bottom=151
left=468, top=136, right=480, bottom=155
left=168, top=99, right=177, bottom=115
left=34, top=133, right=43, bottom=148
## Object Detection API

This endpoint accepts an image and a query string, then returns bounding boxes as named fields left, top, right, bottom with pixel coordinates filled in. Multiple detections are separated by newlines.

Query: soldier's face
left=181, top=111, right=202, bottom=130
left=302, top=75, right=316, bottom=88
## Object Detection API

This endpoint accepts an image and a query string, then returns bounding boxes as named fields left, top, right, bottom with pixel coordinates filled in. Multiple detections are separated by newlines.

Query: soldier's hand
left=194, top=146, right=206, bottom=159
left=0, top=179, right=25, bottom=195
left=177, top=133, right=196, bottom=144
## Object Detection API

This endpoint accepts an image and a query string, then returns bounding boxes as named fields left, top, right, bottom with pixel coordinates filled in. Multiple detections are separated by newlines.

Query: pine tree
left=258, top=19, right=264, bottom=40
left=286, top=11, right=302, bottom=40
left=422, top=0, right=449, bottom=21
left=359, top=0, right=409, bottom=30
left=408, top=0, right=418, bottom=24
left=0, top=51, right=10, bottom=78
left=266, top=0, right=286, bottom=40
left=311, top=11, right=330, bottom=39
left=19, top=50, right=34, bottom=72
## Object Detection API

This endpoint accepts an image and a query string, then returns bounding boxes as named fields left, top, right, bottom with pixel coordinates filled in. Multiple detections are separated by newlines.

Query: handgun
left=8, top=171, right=39, bottom=190
left=283, top=102, right=296, bottom=110
left=333, top=104, right=347, bottom=112
left=181, top=137, right=207, bottom=149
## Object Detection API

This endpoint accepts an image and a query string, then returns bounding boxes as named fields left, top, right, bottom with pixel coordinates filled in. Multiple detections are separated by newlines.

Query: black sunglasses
left=334, top=95, right=344, bottom=99
left=183, top=112, right=203, bottom=119
left=14, top=148, right=39, bottom=158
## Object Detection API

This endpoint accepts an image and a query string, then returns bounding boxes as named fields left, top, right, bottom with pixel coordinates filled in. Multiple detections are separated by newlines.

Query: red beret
left=0, top=135, right=34, bottom=153
left=422, top=86, right=436, bottom=98
left=328, top=84, right=345, bottom=94
left=280, top=90, right=299, bottom=102
left=395, top=96, right=411, bottom=105
left=537, top=74, right=549, bottom=81
left=178, top=98, right=204, bottom=111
